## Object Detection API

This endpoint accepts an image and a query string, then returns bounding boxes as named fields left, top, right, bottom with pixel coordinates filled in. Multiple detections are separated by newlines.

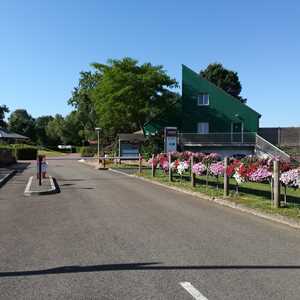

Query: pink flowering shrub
left=192, top=162, right=206, bottom=176
left=209, top=162, right=225, bottom=176
left=248, top=166, right=272, bottom=182
left=280, top=169, right=299, bottom=187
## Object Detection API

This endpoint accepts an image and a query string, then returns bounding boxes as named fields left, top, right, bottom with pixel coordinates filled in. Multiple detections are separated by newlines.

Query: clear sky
left=1, top=0, right=299, bottom=127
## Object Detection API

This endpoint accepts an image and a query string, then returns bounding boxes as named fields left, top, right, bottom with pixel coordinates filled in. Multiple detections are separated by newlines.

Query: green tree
left=61, top=111, right=82, bottom=145
left=8, top=109, right=36, bottom=140
left=91, top=57, right=178, bottom=136
left=35, top=115, right=54, bottom=145
left=0, top=105, right=9, bottom=128
left=200, top=63, right=246, bottom=103
left=46, top=114, right=65, bottom=146
left=68, top=71, right=101, bottom=142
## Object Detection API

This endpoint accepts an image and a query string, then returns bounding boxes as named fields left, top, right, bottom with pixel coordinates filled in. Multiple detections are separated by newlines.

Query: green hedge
left=0, top=144, right=38, bottom=160
left=0, top=148, right=16, bottom=166
left=12, top=144, right=38, bottom=160
left=80, top=146, right=97, bottom=157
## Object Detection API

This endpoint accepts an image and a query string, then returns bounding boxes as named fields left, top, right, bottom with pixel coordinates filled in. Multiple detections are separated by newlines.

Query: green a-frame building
left=143, top=65, right=266, bottom=157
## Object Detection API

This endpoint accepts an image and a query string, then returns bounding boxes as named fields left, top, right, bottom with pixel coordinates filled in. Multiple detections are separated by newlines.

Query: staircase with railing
left=255, top=134, right=290, bottom=161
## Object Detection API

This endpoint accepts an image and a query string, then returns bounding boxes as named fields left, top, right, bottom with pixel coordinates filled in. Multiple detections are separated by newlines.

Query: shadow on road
left=1, top=262, right=300, bottom=278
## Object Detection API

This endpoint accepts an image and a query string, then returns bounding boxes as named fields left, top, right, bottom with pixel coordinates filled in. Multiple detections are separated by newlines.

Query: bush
left=12, top=144, right=38, bottom=160
left=140, top=137, right=164, bottom=160
left=80, top=146, right=97, bottom=157
left=0, top=147, right=16, bottom=166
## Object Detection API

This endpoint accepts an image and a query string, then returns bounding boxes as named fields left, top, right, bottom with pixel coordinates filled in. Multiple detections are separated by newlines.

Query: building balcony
left=178, top=132, right=256, bottom=147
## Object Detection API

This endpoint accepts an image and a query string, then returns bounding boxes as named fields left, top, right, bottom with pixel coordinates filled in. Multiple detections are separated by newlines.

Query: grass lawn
left=38, top=149, right=66, bottom=157
left=138, top=169, right=300, bottom=221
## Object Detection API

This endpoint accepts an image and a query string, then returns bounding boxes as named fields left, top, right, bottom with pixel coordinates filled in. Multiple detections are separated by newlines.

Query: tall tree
left=8, top=109, right=36, bottom=140
left=200, top=63, right=246, bottom=103
left=0, top=105, right=9, bottom=128
left=61, top=111, right=82, bottom=145
left=45, top=114, right=65, bottom=146
left=35, top=115, right=54, bottom=145
left=68, top=71, right=101, bottom=141
left=92, top=57, right=178, bottom=135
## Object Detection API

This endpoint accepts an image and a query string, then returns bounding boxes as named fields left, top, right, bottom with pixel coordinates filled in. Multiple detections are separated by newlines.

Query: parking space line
left=180, top=282, right=208, bottom=300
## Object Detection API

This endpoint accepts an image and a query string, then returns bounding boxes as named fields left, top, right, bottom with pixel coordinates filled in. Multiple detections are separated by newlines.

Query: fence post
left=191, top=155, right=195, bottom=187
left=223, top=156, right=229, bottom=197
left=168, top=153, right=172, bottom=182
left=273, top=160, right=280, bottom=208
left=151, top=154, right=155, bottom=177
left=138, top=154, right=142, bottom=174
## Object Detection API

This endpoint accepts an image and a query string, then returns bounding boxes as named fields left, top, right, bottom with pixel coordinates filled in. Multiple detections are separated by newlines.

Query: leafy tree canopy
left=0, top=105, right=9, bottom=128
left=35, top=115, right=54, bottom=145
left=68, top=71, right=101, bottom=141
left=46, top=114, right=65, bottom=146
left=91, top=57, right=178, bottom=136
left=8, top=109, right=36, bottom=140
left=200, top=63, right=246, bottom=103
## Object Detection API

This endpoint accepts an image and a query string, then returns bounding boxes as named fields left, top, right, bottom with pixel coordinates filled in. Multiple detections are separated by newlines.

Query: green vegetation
left=80, top=146, right=97, bottom=157
left=38, top=149, right=66, bottom=157
left=200, top=63, right=246, bottom=103
left=91, top=57, right=178, bottom=137
left=0, top=144, right=37, bottom=160
left=138, top=169, right=300, bottom=221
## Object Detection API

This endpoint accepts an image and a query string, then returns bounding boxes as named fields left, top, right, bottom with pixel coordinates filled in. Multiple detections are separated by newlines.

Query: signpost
left=164, top=127, right=177, bottom=153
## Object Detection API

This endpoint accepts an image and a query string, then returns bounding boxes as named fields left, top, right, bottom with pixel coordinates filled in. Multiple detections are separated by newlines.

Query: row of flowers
left=148, top=152, right=300, bottom=188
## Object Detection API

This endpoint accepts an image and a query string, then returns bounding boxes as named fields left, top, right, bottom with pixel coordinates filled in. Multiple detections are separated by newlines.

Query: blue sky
left=0, top=0, right=299, bottom=127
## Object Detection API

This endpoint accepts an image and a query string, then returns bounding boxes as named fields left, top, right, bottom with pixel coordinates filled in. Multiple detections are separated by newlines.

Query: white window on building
left=197, top=94, right=209, bottom=106
left=197, top=122, right=209, bottom=134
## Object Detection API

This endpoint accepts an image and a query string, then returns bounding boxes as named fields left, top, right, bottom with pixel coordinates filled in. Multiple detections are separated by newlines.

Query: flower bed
left=147, top=152, right=300, bottom=204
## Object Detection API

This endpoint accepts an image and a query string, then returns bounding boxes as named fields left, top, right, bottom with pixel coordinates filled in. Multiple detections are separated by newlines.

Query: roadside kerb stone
left=109, top=168, right=300, bottom=230
left=24, top=175, right=58, bottom=196
left=0, top=169, right=16, bottom=188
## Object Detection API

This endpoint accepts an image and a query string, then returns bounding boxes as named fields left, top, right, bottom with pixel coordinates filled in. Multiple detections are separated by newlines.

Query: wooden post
left=38, top=155, right=42, bottom=186
left=223, top=156, right=229, bottom=197
left=138, top=154, right=142, bottom=174
left=273, top=160, right=280, bottom=208
left=168, top=153, right=172, bottom=182
left=191, top=155, right=195, bottom=187
left=151, top=154, right=155, bottom=177
left=284, top=185, right=287, bottom=206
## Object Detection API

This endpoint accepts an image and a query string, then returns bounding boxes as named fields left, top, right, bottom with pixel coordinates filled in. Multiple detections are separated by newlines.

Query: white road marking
left=180, top=282, right=208, bottom=300
left=24, top=176, right=33, bottom=196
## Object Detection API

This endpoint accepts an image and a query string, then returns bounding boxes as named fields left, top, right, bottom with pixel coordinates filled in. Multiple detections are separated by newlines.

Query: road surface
left=1, top=159, right=300, bottom=299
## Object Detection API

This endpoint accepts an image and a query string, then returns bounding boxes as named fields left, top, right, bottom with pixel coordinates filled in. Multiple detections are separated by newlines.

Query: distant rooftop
left=0, top=128, right=29, bottom=140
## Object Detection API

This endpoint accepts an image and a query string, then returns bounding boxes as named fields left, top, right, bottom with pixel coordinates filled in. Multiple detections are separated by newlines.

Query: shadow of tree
left=1, top=262, right=300, bottom=278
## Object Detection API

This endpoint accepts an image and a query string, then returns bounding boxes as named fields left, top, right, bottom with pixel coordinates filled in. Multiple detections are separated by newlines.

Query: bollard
left=138, top=154, right=142, bottom=174
left=151, top=154, right=155, bottom=177
left=168, top=153, right=172, bottom=182
left=38, top=155, right=42, bottom=186
left=191, top=155, right=195, bottom=187
left=223, top=156, right=229, bottom=197
left=273, top=160, right=280, bottom=208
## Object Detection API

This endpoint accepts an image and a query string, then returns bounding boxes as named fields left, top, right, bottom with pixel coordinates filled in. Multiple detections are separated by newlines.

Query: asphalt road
left=1, top=159, right=300, bottom=299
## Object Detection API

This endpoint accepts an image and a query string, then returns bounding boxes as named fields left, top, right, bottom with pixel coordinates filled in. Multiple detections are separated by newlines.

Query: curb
left=109, top=168, right=300, bottom=230
left=24, top=176, right=58, bottom=196
left=0, top=170, right=17, bottom=188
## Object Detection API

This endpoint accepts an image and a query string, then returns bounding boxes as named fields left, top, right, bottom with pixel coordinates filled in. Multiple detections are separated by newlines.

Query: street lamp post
left=95, top=127, right=101, bottom=164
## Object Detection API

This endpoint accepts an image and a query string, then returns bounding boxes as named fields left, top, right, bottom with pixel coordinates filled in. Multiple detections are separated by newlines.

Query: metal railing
left=178, top=132, right=256, bottom=145
left=255, top=134, right=290, bottom=161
